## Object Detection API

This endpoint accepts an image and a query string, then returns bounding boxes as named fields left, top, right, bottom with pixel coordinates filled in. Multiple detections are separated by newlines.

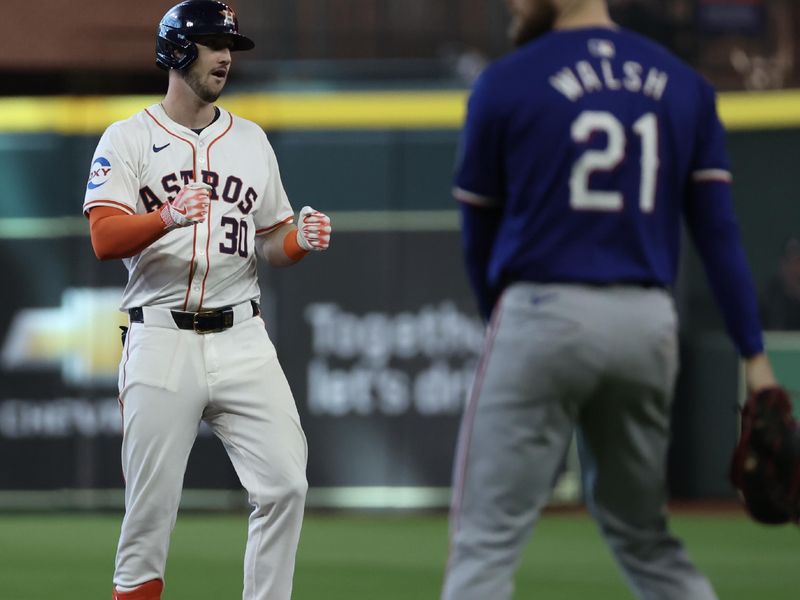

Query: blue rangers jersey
left=454, top=26, right=763, bottom=356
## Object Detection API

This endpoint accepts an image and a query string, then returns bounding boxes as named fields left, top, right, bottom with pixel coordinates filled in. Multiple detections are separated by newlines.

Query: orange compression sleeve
left=282, top=228, right=309, bottom=262
left=88, top=206, right=169, bottom=260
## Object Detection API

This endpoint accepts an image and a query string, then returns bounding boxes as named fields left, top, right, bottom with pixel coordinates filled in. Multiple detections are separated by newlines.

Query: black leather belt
left=129, top=301, right=260, bottom=334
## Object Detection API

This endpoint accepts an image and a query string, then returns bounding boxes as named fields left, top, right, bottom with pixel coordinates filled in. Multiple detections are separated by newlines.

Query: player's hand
left=744, top=352, right=777, bottom=393
left=296, top=206, right=331, bottom=251
left=160, top=182, right=212, bottom=230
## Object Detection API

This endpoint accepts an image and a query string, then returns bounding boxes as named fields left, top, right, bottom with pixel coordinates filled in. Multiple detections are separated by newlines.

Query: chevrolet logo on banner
left=1, top=288, right=126, bottom=386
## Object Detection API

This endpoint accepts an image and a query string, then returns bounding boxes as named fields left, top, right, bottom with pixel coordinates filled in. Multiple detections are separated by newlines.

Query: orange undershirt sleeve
left=282, top=228, right=309, bottom=262
left=88, top=206, right=169, bottom=260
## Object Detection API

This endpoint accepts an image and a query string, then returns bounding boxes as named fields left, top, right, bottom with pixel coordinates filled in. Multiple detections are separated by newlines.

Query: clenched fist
left=160, top=182, right=212, bottom=230
left=296, top=206, right=331, bottom=251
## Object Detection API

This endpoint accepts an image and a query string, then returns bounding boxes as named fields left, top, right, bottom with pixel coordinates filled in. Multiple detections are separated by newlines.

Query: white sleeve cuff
left=692, top=169, right=732, bottom=184
left=453, top=187, right=501, bottom=208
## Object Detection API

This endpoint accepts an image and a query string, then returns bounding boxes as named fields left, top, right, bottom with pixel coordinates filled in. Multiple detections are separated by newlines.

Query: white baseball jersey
left=83, top=103, right=294, bottom=311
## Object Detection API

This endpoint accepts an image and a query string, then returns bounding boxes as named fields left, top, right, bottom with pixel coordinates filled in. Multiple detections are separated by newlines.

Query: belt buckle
left=192, top=310, right=224, bottom=334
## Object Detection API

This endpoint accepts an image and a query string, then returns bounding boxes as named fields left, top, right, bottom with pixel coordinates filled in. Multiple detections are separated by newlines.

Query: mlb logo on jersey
left=588, top=38, right=615, bottom=59
left=87, top=157, right=112, bottom=190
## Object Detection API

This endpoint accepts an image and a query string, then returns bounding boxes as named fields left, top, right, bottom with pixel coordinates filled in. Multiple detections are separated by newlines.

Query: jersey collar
left=149, top=103, right=231, bottom=140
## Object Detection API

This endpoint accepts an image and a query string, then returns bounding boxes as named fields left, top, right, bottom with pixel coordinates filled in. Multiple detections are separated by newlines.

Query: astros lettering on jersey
left=84, top=103, right=293, bottom=312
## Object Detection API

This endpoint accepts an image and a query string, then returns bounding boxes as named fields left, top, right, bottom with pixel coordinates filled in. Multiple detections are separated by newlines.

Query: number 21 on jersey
left=569, top=110, right=658, bottom=213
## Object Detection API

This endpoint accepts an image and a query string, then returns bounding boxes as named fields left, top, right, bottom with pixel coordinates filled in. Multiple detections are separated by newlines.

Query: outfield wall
left=0, top=90, right=798, bottom=508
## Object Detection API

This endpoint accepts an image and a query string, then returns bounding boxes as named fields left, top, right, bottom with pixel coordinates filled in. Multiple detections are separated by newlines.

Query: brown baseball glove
left=730, top=386, right=800, bottom=525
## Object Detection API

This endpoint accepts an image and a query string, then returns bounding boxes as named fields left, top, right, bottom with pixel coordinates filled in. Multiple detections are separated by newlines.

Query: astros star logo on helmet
left=220, top=8, right=235, bottom=26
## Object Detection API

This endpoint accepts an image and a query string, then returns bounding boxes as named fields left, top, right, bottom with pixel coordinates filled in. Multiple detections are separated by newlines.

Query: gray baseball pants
left=442, top=283, right=717, bottom=600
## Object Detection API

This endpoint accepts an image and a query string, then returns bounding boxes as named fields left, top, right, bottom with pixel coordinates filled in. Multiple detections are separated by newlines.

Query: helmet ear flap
left=156, top=30, right=198, bottom=71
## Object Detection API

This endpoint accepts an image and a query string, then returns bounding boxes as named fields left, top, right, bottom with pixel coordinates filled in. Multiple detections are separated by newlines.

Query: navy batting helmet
left=156, top=1, right=255, bottom=71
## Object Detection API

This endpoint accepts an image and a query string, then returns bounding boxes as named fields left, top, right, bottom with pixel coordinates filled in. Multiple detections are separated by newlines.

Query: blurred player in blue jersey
left=442, top=1, right=778, bottom=599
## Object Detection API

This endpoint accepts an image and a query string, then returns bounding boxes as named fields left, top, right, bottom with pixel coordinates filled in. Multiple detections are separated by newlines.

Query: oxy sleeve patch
left=87, top=156, right=112, bottom=190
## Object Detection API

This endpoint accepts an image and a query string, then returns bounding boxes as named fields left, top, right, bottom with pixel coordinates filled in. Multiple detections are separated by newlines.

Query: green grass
left=0, top=511, right=797, bottom=599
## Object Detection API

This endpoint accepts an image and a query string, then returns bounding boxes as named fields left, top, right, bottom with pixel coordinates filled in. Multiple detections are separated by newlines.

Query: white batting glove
left=296, top=206, right=331, bottom=251
left=160, top=182, right=212, bottom=230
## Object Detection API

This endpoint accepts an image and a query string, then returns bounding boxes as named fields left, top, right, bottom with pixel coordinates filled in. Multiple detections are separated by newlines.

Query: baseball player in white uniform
left=83, top=3, right=330, bottom=599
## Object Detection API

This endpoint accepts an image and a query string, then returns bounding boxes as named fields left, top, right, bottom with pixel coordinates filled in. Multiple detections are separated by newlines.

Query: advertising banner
left=266, top=230, right=482, bottom=489
left=0, top=230, right=482, bottom=499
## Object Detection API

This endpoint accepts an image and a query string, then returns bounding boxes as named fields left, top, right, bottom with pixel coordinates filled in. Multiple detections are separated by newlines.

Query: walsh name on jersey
left=550, top=57, right=669, bottom=102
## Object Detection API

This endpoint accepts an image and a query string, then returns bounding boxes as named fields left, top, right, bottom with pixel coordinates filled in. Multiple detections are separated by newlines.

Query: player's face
left=183, top=35, right=234, bottom=103
left=505, top=0, right=558, bottom=47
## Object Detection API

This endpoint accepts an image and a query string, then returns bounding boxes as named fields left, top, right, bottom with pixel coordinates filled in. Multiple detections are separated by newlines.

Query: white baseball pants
left=114, top=304, right=308, bottom=600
